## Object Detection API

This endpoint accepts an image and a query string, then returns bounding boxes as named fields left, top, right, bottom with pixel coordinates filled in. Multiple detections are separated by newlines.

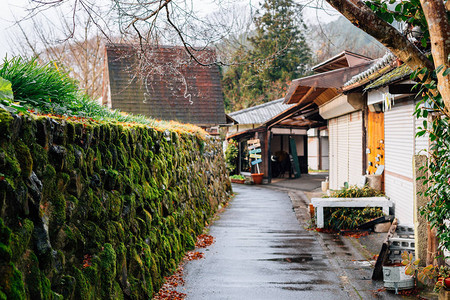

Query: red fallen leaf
left=184, top=251, right=204, bottom=261
left=0, top=176, right=4, bottom=181
left=195, top=234, right=214, bottom=248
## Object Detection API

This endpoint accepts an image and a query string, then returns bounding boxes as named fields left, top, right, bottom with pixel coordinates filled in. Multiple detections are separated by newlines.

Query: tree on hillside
left=307, top=16, right=386, bottom=63
left=222, top=0, right=312, bottom=111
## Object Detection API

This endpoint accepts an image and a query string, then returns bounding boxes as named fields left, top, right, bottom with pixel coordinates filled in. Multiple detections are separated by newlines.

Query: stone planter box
left=311, top=197, right=393, bottom=228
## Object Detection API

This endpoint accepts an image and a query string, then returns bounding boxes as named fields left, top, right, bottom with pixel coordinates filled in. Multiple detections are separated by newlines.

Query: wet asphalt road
left=176, top=184, right=352, bottom=299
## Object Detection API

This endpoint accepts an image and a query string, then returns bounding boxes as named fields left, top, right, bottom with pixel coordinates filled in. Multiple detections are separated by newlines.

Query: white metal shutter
left=384, top=102, right=415, bottom=225
left=348, top=111, right=363, bottom=185
left=337, top=114, right=349, bottom=189
left=328, top=118, right=339, bottom=189
left=328, top=112, right=363, bottom=189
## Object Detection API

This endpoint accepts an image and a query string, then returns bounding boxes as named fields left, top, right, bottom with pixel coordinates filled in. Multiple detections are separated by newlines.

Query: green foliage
left=0, top=77, right=25, bottom=114
left=222, top=0, right=312, bottom=111
left=0, top=57, right=206, bottom=136
left=0, top=57, right=78, bottom=115
left=0, top=110, right=231, bottom=299
left=323, top=207, right=384, bottom=231
left=326, top=185, right=385, bottom=198
left=322, top=185, right=385, bottom=230
left=229, top=174, right=245, bottom=180
left=400, top=251, right=449, bottom=292
left=365, top=0, right=439, bottom=50
left=225, top=139, right=239, bottom=174
left=413, top=67, right=450, bottom=252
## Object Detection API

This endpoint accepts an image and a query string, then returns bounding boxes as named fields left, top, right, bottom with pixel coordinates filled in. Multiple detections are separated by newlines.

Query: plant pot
left=230, top=178, right=245, bottom=184
left=444, top=277, right=450, bottom=289
left=251, top=173, right=264, bottom=185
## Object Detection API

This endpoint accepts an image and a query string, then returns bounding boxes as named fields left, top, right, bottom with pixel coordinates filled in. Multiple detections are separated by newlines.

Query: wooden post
left=372, top=218, right=398, bottom=280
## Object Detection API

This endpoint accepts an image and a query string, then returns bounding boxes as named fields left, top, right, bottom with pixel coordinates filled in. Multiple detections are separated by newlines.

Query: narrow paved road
left=176, top=184, right=351, bottom=299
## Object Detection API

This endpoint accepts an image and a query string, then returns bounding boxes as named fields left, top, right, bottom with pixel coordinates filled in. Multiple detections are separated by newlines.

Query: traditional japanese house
left=102, top=44, right=227, bottom=133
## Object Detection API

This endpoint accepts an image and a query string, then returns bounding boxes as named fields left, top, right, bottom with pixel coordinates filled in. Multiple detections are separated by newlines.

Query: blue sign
left=249, top=148, right=261, bottom=154
left=251, top=158, right=262, bottom=165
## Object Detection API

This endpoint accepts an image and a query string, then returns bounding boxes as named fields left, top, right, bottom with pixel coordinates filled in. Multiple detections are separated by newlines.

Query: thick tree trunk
left=420, top=0, right=450, bottom=109
left=325, top=0, right=434, bottom=71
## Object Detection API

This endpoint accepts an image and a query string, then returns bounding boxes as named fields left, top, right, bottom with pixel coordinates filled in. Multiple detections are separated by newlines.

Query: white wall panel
left=328, top=118, right=339, bottom=189
left=348, top=111, right=363, bottom=185
left=384, top=102, right=414, bottom=225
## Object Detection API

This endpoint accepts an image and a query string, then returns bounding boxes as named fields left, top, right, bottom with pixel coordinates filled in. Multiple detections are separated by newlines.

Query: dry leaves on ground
left=196, top=234, right=214, bottom=248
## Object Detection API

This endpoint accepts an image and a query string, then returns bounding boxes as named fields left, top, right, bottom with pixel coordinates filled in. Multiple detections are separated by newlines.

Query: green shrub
left=225, top=139, right=238, bottom=174
left=326, top=185, right=385, bottom=198
left=323, top=207, right=384, bottom=231
left=0, top=57, right=78, bottom=115
left=321, top=185, right=385, bottom=230
left=229, top=174, right=245, bottom=180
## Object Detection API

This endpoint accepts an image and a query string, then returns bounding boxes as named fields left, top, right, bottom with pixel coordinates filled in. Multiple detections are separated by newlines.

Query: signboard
left=248, top=143, right=261, bottom=150
left=247, top=138, right=262, bottom=173
left=249, top=148, right=261, bottom=154
left=251, top=159, right=262, bottom=165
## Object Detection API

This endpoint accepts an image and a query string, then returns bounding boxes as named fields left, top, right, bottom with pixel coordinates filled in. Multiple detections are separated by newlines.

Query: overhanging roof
left=312, top=50, right=373, bottom=73
left=284, top=61, right=374, bottom=105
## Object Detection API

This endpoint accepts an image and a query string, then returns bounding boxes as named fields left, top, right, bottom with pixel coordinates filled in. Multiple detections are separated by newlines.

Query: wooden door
left=367, top=111, right=385, bottom=178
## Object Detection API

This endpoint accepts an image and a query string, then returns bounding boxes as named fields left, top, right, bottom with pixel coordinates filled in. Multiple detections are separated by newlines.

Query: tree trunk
left=420, top=0, right=450, bottom=111
left=325, top=0, right=434, bottom=71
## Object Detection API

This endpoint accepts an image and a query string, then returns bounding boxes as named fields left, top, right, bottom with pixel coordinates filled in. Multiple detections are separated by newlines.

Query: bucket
left=366, top=174, right=382, bottom=191
left=251, top=173, right=264, bottom=184
left=383, top=265, right=414, bottom=294
left=321, top=181, right=329, bottom=192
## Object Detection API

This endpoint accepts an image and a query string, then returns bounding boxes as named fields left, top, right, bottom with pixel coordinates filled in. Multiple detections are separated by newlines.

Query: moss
left=0, top=150, right=21, bottom=179
left=89, top=195, right=103, bottom=221
left=0, top=242, right=12, bottom=262
left=64, top=144, right=76, bottom=172
left=50, top=194, right=66, bottom=231
left=30, top=144, right=48, bottom=177
left=183, top=232, right=195, bottom=250
left=10, top=219, right=34, bottom=262
left=73, top=267, right=92, bottom=300
left=0, top=110, right=13, bottom=140
left=100, top=243, right=116, bottom=299
left=81, top=221, right=105, bottom=252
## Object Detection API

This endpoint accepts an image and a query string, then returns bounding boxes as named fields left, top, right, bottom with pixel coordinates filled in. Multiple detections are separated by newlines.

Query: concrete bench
left=311, top=197, right=393, bottom=228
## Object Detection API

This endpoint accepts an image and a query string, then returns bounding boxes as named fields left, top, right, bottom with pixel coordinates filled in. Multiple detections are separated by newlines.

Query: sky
left=0, top=0, right=340, bottom=59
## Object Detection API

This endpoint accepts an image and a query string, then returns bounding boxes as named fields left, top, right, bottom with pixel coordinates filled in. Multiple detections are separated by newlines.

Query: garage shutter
left=328, top=111, right=363, bottom=190
left=348, top=111, right=363, bottom=184
left=384, top=101, right=414, bottom=225
left=328, top=118, right=339, bottom=189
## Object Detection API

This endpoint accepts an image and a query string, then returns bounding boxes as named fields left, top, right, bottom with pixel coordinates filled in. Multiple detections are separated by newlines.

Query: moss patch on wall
left=0, top=109, right=231, bottom=299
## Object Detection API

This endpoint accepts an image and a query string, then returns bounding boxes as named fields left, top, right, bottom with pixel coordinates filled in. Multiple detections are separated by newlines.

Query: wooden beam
left=297, top=86, right=315, bottom=105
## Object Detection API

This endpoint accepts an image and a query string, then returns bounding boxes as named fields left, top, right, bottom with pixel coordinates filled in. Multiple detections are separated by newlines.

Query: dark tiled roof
left=105, top=44, right=226, bottom=126
left=229, top=98, right=293, bottom=124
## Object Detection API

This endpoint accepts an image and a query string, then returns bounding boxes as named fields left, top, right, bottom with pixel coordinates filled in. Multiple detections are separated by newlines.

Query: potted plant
left=251, top=173, right=264, bottom=185
left=230, top=174, right=246, bottom=184
left=401, top=251, right=450, bottom=293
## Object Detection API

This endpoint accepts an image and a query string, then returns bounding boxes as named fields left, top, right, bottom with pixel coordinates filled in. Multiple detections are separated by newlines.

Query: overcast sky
left=0, top=0, right=340, bottom=59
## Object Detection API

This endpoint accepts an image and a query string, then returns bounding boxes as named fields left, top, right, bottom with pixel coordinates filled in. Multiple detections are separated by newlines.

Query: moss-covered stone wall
left=0, top=109, right=231, bottom=299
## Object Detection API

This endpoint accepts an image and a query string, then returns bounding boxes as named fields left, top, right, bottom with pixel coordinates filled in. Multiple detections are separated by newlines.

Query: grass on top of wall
left=0, top=57, right=207, bottom=137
